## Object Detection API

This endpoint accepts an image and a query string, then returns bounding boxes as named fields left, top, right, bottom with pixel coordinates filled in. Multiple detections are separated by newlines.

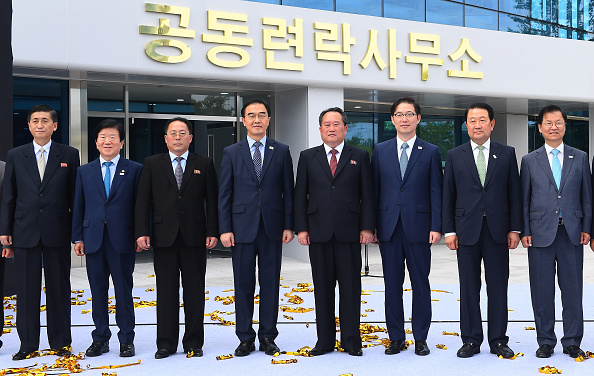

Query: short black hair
left=390, top=97, right=421, bottom=116
left=538, top=104, right=567, bottom=124
left=465, top=103, right=494, bottom=122
left=241, top=99, right=271, bottom=118
left=319, top=107, right=348, bottom=126
left=95, top=119, right=125, bottom=141
left=165, top=117, right=193, bottom=134
left=28, top=104, right=58, bottom=123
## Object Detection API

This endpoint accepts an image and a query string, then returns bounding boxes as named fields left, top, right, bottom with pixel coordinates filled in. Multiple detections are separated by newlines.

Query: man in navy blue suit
left=219, top=99, right=294, bottom=357
left=371, top=98, right=442, bottom=356
left=0, top=104, right=79, bottom=360
left=442, top=103, right=522, bottom=359
left=72, top=119, right=142, bottom=358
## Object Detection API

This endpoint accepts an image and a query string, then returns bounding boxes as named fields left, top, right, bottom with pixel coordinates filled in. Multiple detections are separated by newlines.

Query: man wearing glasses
left=520, top=105, right=591, bottom=359
left=443, top=103, right=522, bottom=359
left=218, top=99, right=294, bottom=357
left=371, top=98, right=442, bottom=356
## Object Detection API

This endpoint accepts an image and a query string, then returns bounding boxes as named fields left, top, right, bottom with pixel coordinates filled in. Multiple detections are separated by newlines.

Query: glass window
left=336, top=0, right=382, bottom=16
left=418, top=116, right=461, bottom=165
left=558, top=0, right=570, bottom=26
left=528, top=118, right=588, bottom=154
left=499, top=13, right=530, bottom=33
left=283, top=0, right=333, bottom=11
left=499, top=0, right=530, bottom=17
left=345, top=112, right=374, bottom=156
left=465, top=0, right=498, bottom=10
left=245, top=0, right=280, bottom=3
left=384, top=0, right=425, bottom=22
left=465, top=6, right=498, bottom=30
left=375, top=113, right=396, bottom=144
left=531, top=0, right=545, bottom=21
left=88, top=82, right=124, bottom=112
left=427, top=0, right=463, bottom=27
left=531, top=20, right=557, bottom=37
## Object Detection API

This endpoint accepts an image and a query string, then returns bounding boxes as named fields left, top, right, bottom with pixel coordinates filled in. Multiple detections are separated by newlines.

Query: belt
left=558, top=218, right=564, bottom=226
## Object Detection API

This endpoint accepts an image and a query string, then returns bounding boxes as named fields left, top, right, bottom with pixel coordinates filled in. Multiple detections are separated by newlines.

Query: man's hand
left=372, top=230, right=379, bottom=245
left=580, top=232, right=591, bottom=245
left=220, top=232, right=235, bottom=248
left=360, top=230, right=373, bottom=244
left=507, top=232, right=520, bottom=249
left=2, top=248, right=13, bottom=258
left=282, top=230, right=294, bottom=244
left=298, top=231, right=310, bottom=246
left=74, top=242, right=85, bottom=256
left=0, top=235, right=12, bottom=247
left=521, top=236, right=532, bottom=248
left=206, top=237, right=218, bottom=249
left=136, top=236, right=151, bottom=251
left=429, top=231, right=442, bottom=244
left=445, top=234, right=458, bottom=250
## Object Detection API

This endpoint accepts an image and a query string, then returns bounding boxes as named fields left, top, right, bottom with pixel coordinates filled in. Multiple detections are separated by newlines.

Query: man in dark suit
left=521, top=105, right=591, bottom=359
left=0, top=104, right=79, bottom=360
left=135, top=117, right=218, bottom=359
left=442, top=103, right=521, bottom=359
left=0, top=159, right=6, bottom=350
left=294, top=107, right=374, bottom=357
left=72, top=119, right=142, bottom=358
left=219, top=100, right=294, bottom=357
left=371, top=98, right=442, bottom=356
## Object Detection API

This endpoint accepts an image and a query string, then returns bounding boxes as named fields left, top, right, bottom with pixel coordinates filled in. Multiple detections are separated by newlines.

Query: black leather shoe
left=155, top=348, right=171, bottom=359
left=86, top=341, right=109, bottom=357
left=457, top=342, right=480, bottom=358
left=12, top=351, right=32, bottom=361
left=385, top=340, right=405, bottom=355
left=536, top=344, right=554, bottom=358
left=490, top=343, right=514, bottom=358
left=120, top=343, right=135, bottom=357
left=55, top=347, right=72, bottom=357
left=348, top=348, right=363, bottom=356
left=563, top=345, right=585, bottom=358
left=0, top=339, right=3, bottom=349
left=185, top=347, right=203, bottom=357
left=308, top=347, right=333, bottom=356
left=234, top=341, right=255, bottom=357
left=259, top=338, right=280, bottom=355
left=415, top=340, right=430, bottom=356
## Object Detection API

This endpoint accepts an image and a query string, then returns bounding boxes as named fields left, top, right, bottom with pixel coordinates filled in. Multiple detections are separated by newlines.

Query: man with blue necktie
left=520, top=105, right=591, bottom=359
left=72, top=119, right=142, bottom=358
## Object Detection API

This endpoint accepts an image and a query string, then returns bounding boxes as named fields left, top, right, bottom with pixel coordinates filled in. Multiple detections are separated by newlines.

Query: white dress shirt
left=544, top=142, right=564, bottom=169
left=248, top=135, right=267, bottom=163
left=169, top=150, right=189, bottom=173
left=397, top=135, right=416, bottom=161
left=33, top=139, right=52, bottom=168
left=323, top=141, right=345, bottom=165
left=100, top=153, right=120, bottom=188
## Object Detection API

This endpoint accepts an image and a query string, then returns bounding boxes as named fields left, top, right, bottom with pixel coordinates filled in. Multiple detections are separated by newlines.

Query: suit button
left=332, top=186, right=335, bottom=189
left=178, top=196, right=182, bottom=199
left=105, top=203, right=109, bottom=207
left=400, top=189, right=404, bottom=192
left=39, top=209, right=43, bottom=213
left=259, top=189, right=262, bottom=192
left=555, top=210, right=559, bottom=214
left=100, top=218, right=104, bottom=223
left=481, top=207, right=485, bottom=211
left=397, top=203, right=400, bottom=206
left=39, top=193, right=43, bottom=197
left=558, top=195, right=561, bottom=199
left=482, top=190, right=486, bottom=194
left=257, top=206, right=261, bottom=210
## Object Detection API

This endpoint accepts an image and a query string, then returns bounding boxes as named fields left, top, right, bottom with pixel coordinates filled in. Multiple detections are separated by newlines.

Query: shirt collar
left=470, top=138, right=490, bottom=152
left=169, top=150, right=189, bottom=162
left=247, top=135, right=267, bottom=149
left=33, top=139, right=52, bottom=154
left=544, top=142, right=564, bottom=155
left=100, top=153, right=120, bottom=166
left=397, top=135, right=416, bottom=150
left=324, top=141, right=345, bottom=155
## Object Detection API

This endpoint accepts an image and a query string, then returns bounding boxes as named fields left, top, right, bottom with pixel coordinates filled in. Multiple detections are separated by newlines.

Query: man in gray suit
left=520, top=104, right=592, bottom=359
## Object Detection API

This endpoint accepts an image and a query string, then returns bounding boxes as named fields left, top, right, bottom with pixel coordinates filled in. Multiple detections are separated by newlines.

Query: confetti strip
left=271, top=359, right=297, bottom=364
left=499, top=353, right=524, bottom=360
left=525, top=327, right=536, bottom=330
left=216, top=354, right=234, bottom=360
left=87, top=359, right=141, bottom=370
left=436, top=344, right=447, bottom=350
left=539, top=366, right=562, bottom=374
left=442, top=331, right=460, bottom=336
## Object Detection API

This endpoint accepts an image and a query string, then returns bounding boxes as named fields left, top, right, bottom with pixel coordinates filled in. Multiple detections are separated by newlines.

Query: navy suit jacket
left=442, top=141, right=522, bottom=246
left=0, top=142, right=79, bottom=248
left=372, top=137, right=442, bottom=243
left=294, top=144, right=375, bottom=243
left=520, top=145, right=592, bottom=247
left=72, top=157, right=142, bottom=254
left=218, top=138, right=294, bottom=243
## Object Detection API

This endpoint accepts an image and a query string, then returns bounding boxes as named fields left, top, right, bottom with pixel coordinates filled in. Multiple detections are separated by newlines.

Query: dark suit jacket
left=135, top=152, right=218, bottom=248
left=294, top=144, right=374, bottom=243
left=442, top=141, right=521, bottom=246
left=218, top=138, right=293, bottom=243
left=520, top=145, right=592, bottom=247
left=372, top=137, right=442, bottom=242
left=72, top=157, right=142, bottom=253
left=0, top=142, right=80, bottom=248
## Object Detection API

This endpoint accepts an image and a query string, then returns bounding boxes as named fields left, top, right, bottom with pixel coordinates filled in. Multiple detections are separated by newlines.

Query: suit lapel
left=180, top=153, right=197, bottom=193
left=388, top=138, right=402, bottom=184
left=535, top=146, right=558, bottom=191
left=90, top=159, right=107, bottom=201
left=160, top=153, right=178, bottom=191
left=402, top=138, right=422, bottom=183
left=24, top=143, right=42, bottom=186
left=460, top=143, right=482, bottom=187
left=109, top=158, right=128, bottom=200
left=559, top=146, right=574, bottom=193
left=260, top=138, right=275, bottom=182
left=334, top=145, right=351, bottom=178
left=239, top=140, right=259, bottom=184
left=40, top=143, right=61, bottom=190
left=314, top=146, right=333, bottom=180
left=483, top=142, right=499, bottom=187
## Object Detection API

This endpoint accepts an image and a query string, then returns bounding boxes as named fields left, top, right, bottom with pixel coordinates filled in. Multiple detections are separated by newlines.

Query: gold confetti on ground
left=284, top=346, right=312, bottom=357
left=82, top=309, right=92, bottom=314
left=365, top=309, right=375, bottom=312
left=361, top=301, right=367, bottom=304
left=148, top=274, right=155, bottom=277
left=575, top=351, right=594, bottom=362
left=208, top=312, right=236, bottom=326
left=2, top=328, right=11, bottom=334
left=222, top=289, right=234, bottom=292
left=145, top=288, right=154, bottom=292
left=499, top=353, right=524, bottom=360
left=508, top=309, right=514, bottom=311
left=283, top=315, right=294, bottom=320
left=88, top=359, right=141, bottom=370
left=102, top=373, right=117, bottom=376
left=360, top=314, right=367, bottom=317
left=306, top=323, right=310, bottom=328
left=214, top=295, right=235, bottom=305
left=5, top=315, right=14, bottom=319
left=216, top=354, right=234, bottom=360
left=403, top=288, right=412, bottom=292
left=539, top=366, right=562, bottom=374
left=436, top=344, right=447, bottom=349
left=430, top=289, right=453, bottom=294
left=25, top=346, right=73, bottom=359
left=431, top=299, right=439, bottom=301
left=525, top=327, right=536, bottom=330
left=339, top=374, right=353, bottom=376
left=442, top=331, right=460, bottom=336
left=133, top=300, right=156, bottom=308
left=280, top=306, right=314, bottom=313
left=281, top=285, right=290, bottom=288
left=271, top=359, right=297, bottom=364
left=405, top=328, right=413, bottom=334
left=286, top=295, right=304, bottom=304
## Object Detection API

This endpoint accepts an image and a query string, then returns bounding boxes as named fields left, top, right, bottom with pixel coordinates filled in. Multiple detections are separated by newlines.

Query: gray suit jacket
left=520, top=144, right=592, bottom=248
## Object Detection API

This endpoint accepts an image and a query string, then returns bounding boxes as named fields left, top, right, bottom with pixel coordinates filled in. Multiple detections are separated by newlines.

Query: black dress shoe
left=55, top=347, right=72, bottom=357
left=308, top=347, right=333, bottom=356
left=120, top=343, right=135, bottom=357
left=415, top=340, right=430, bottom=356
left=86, top=341, right=109, bottom=357
left=348, top=348, right=363, bottom=356
left=536, top=344, right=554, bottom=358
left=155, top=348, right=171, bottom=359
left=457, top=342, right=480, bottom=358
left=490, top=343, right=514, bottom=358
left=234, top=341, right=255, bottom=357
left=563, top=345, right=585, bottom=358
left=185, top=347, right=203, bottom=357
left=385, top=340, right=405, bottom=355
left=12, top=351, right=32, bottom=361
left=259, top=338, right=280, bottom=355
left=0, top=339, right=3, bottom=349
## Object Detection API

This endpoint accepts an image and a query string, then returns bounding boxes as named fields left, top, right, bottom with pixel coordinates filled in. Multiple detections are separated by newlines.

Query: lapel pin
left=194, top=169, right=201, bottom=174
left=493, top=155, right=497, bottom=159
left=120, top=170, right=125, bottom=175
left=418, top=146, right=422, bottom=149
left=350, top=160, right=357, bottom=165
left=269, top=146, right=274, bottom=150
left=60, top=163, right=67, bottom=167
left=569, top=155, right=574, bottom=159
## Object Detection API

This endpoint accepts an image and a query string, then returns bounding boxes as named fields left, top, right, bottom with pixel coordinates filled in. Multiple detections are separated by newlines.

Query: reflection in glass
left=245, top=0, right=280, bottom=3
left=499, top=0, right=530, bottom=17
left=337, top=0, right=382, bottom=16
left=531, top=20, right=556, bottom=36
left=418, top=117, right=458, bottom=165
left=384, top=0, right=425, bottom=22
left=426, top=0, right=463, bottom=27
left=88, top=82, right=124, bottom=112
left=465, top=6, right=498, bottom=30
left=499, top=13, right=530, bottom=33
left=191, top=94, right=236, bottom=116
left=345, top=112, right=374, bottom=156
left=465, top=0, right=498, bottom=10
left=283, top=0, right=333, bottom=11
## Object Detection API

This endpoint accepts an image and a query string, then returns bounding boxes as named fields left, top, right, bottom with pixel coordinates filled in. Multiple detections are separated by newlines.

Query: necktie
left=174, top=156, right=184, bottom=190
left=400, top=142, right=409, bottom=179
left=551, top=149, right=561, bottom=189
left=37, top=147, right=45, bottom=180
left=477, top=145, right=486, bottom=187
left=103, top=161, right=113, bottom=197
left=330, top=149, right=338, bottom=177
left=253, top=141, right=262, bottom=181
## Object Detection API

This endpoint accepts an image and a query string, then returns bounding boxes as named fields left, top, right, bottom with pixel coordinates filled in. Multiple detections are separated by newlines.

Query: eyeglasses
left=168, top=131, right=189, bottom=137
left=467, top=118, right=490, bottom=126
left=541, top=121, right=565, bottom=129
left=392, top=112, right=417, bottom=119
left=245, top=113, right=268, bottom=120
